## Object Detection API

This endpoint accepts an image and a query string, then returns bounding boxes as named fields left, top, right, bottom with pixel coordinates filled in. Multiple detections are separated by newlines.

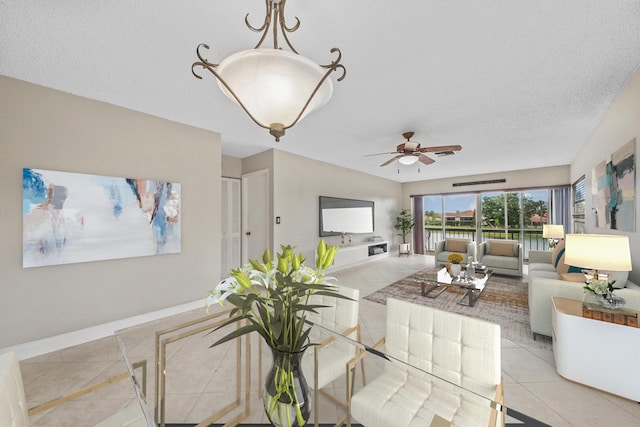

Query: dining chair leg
left=314, top=346, right=320, bottom=427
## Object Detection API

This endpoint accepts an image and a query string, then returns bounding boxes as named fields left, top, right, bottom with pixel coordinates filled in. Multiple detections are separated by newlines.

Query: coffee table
left=416, top=267, right=492, bottom=307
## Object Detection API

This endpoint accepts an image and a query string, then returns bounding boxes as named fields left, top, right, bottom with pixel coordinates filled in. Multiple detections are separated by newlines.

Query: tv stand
left=327, top=241, right=388, bottom=271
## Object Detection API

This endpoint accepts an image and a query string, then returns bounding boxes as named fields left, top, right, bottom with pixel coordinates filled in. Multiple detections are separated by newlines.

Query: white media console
left=324, top=241, right=389, bottom=271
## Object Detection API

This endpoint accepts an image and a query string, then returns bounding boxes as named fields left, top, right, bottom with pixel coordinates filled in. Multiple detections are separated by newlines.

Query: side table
left=551, top=296, right=640, bottom=401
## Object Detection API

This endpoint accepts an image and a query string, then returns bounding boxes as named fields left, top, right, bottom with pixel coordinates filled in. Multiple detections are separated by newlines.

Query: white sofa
left=435, top=238, right=477, bottom=267
left=528, top=245, right=640, bottom=338
left=477, top=239, right=523, bottom=277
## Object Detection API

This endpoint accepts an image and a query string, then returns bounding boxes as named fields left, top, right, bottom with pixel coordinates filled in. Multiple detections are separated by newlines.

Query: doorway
left=241, top=169, right=270, bottom=263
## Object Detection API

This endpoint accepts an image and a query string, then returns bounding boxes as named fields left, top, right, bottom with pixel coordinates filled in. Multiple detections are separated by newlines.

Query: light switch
left=276, top=216, right=281, bottom=224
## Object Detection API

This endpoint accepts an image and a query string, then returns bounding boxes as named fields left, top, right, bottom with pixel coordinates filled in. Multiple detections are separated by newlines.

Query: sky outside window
left=444, top=194, right=476, bottom=214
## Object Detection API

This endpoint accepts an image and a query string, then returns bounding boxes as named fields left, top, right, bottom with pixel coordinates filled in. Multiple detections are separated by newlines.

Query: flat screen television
left=319, top=196, right=374, bottom=237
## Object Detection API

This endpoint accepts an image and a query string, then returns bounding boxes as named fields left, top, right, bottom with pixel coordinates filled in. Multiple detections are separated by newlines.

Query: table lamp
left=542, top=224, right=564, bottom=249
left=565, top=234, right=632, bottom=279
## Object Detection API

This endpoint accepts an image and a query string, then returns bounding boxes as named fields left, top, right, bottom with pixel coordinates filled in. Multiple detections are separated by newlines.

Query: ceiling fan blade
left=418, top=145, right=462, bottom=153
left=381, top=155, right=402, bottom=166
left=364, top=151, right=400, bottom=157
left=418, top=154, right=435, bottom=165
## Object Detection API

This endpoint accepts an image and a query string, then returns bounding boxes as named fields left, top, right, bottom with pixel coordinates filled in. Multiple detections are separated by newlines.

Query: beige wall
left=402, top=165, right=570, bottom=206
left=571, top=68, right=640, bottom=284
left=273, top=150, right=403, bottom=259
left=222, top=155, right=242, bottom=178
left=0, top=77, right=221, bottom=348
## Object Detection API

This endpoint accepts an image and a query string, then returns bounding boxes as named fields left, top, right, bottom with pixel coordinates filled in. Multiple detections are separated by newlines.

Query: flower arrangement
left=206, top=239, right=344, bottom=352
left=206, top=239, right=350, bottom=426
left=583, top=278, right=626, bottom=309
left=448, top=253, right=463, bottom=264
left=583, top=278, right=616, bottom=297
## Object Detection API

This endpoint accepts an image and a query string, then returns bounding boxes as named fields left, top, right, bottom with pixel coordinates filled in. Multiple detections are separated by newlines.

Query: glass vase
left=582, top=292, right=598, bottom=309
left=263, top=347, right=310, bottom=427
left=449, top=263, right=461, bottom=278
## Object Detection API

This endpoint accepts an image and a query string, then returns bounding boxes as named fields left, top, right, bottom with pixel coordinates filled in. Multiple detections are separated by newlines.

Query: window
left=572, top=176, right=586, bottom=233
left=418, top=186, right=557, bottom=259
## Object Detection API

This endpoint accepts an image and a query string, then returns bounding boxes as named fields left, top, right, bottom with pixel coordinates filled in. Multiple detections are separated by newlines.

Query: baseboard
left=3, top=299, right=205, bottom=361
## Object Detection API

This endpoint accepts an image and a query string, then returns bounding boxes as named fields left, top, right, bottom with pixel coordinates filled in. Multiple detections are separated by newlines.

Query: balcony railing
left=423, top=227, right=549, bottom=261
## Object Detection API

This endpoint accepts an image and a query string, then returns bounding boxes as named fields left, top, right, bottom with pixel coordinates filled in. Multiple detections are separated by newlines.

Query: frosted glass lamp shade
left=565, top=234, right=632, bottom=271
left=216, top=49, right=333, bottom=130
left=543, top=224, right=564, bottom=239
left=398, top=155, right=419, bottom=165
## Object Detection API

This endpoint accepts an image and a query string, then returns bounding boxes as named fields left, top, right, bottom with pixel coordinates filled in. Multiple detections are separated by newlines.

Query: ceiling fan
left=365, top=132, right=462, bottom=167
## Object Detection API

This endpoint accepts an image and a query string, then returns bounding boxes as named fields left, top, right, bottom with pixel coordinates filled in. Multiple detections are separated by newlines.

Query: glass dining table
left=107, top=307, right=510, bottom=427
left=27, top=309, right=544, bottom=427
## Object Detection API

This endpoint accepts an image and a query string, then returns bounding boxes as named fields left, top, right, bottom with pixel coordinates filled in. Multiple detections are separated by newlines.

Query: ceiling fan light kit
left=192, top=0, right=346, bottom=142
left=366, top=131, right=462, bottom=168
left=398, top=155, right=419, bottom=165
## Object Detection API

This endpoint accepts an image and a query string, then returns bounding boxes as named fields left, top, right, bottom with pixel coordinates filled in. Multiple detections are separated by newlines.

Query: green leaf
left=209, top=323, right=261, bottom=347
left=205, top=314, right=251, bottom=336
left=270, top=320, right=283, bottom=341
left=310, top=290, right=355, bottom=301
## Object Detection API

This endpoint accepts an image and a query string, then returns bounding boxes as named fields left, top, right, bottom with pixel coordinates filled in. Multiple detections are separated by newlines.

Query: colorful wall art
left=23, top=168, right=181, bottom=268
left=592, top=138, right=636, bottom=231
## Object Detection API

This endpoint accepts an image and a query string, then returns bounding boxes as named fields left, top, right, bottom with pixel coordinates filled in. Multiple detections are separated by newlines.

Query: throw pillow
left=560, top=273, right=585, bottom=283
left=551, top=240, right=565, bottom=268
left=489, top=241, right=516, bottom=257
left=446, top=239, right=468, bottom=253
left=554, top=252, right=583, bottom=275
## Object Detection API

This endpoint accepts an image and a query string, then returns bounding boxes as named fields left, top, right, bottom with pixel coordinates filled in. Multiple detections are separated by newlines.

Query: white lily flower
left=206, top=277, right=245, bottom=309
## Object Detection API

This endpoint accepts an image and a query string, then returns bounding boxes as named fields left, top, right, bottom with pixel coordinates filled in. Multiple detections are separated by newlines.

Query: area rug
left=364, top=268, right=551, bottom=349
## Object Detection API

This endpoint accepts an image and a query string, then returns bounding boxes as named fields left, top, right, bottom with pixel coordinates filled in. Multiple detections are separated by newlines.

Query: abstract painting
left=592, top=138, right=635, bottom=231
left=23, top=168, right=181, bottom=268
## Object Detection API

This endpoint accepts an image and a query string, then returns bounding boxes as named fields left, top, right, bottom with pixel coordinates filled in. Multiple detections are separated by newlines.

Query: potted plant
left=394, top=208, right=415, bottom=255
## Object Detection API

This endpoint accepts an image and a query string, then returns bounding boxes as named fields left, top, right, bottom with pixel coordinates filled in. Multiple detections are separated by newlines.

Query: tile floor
left=18, top=254, right=640, bottom=426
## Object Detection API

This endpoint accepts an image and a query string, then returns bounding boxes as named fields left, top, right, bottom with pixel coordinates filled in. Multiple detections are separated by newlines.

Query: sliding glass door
left=417, top=187, right=556, bottom=259
left=480, top=189, right=549, bottom=257
left=423, top=194, right=476, bottom=251
left=522, top=189, right=550, bottom=253
left=444, top=193, right=476, bottom=241
left=423, top=195, right=442, bottom=251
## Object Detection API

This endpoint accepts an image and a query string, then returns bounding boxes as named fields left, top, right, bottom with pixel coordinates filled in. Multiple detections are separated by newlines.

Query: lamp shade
left=398, top=155, right=419, bottom=165
left=565, top=234, right=632, bottom=271
left=542, top=224, right=564, bottom=239
left=216, top=49, right=333, bottom=129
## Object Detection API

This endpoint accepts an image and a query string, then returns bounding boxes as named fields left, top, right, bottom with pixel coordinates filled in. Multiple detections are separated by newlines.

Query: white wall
left=571, top=67, right=640, bottom=284
left=0, top=77, right=221, bottom=348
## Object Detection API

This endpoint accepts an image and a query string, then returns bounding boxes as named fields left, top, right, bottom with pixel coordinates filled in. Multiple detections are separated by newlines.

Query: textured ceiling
left=2, top=0, right=640, bottom=183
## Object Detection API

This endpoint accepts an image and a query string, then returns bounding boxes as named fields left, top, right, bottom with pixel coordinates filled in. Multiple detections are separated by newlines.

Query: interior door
left=242, top=169, right=270, bottom=263
left=221, top=177, right=241, bottom=276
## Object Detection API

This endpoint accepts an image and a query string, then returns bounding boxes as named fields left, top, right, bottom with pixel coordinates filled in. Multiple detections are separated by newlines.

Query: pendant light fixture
left=192, top=0, right=346, bottom=141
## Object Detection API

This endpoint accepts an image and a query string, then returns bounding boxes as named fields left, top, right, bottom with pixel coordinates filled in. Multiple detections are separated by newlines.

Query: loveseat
left=477, top=239, right=523, bottom=277
left=434, top=238, right=476, bottom=267
left=528, top=241, right=640, bottom=338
